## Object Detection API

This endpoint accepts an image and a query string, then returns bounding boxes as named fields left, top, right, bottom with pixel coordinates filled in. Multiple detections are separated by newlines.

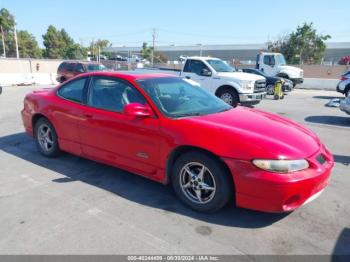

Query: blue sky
left=1, top=0, right=349, bottom=47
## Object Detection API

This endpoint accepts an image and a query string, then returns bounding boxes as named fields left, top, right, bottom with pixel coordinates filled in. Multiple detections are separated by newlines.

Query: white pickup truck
left=136, top=56, right=266, bottom=106
left=256, top=52, right=304, bottom=87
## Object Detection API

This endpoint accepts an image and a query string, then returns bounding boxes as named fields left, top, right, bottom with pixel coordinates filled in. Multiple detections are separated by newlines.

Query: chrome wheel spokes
left=179, top=162, right=216, bottom=204
left=37, top=124, right=53, bottom=152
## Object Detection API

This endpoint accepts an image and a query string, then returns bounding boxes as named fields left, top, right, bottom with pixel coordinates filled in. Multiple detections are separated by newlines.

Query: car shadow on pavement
left=304, top=115, right=350, bottom=127
left=313, top=95, right=344, bottom=100
left=332, top=228, right=350, bottom=259
left=0, top=132, right=289, bottom=229
left=333, top=155, right=350, bottom=166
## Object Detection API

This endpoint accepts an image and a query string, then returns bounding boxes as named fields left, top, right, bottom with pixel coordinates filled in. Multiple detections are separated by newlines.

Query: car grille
left=254, top=80, right=266, bottom=93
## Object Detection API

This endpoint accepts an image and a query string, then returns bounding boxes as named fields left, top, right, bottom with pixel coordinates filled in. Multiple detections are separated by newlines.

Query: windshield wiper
left=172, top=112, right=205, bottom=118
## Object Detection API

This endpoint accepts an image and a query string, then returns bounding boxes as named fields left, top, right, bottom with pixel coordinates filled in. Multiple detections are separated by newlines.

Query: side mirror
left=124, top=103, right=153, bottom=117
left=200, top=68, right=212, bottom=77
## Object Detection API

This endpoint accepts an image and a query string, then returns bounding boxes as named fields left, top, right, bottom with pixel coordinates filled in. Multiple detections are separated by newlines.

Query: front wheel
left=267, top=84, right=275, bottom=95
left=34, top=118, right=61, bottom=157
left=217, top=88, right=239, bottom=107
left=172, top=152, right=233, bottom=213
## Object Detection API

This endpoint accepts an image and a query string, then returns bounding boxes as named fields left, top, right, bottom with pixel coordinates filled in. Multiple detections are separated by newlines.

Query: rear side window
left=88, top=77, right=146, bottom=113
left=58, top=78, right=87, bottom=103
left=75, top=63, right=85, bottom=73
left=66, top=63, right=75, bottom=71
left=58, top=62, right=67, bottom=71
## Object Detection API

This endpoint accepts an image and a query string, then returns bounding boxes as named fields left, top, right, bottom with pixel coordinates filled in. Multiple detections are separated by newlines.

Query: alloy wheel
left=179, top=162, right=216, bottom=204
left=37, top=124, right=54, bottom=152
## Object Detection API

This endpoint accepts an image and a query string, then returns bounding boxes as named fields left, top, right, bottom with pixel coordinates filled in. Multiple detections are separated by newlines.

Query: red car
left=21, top=72, right=334, bottom=213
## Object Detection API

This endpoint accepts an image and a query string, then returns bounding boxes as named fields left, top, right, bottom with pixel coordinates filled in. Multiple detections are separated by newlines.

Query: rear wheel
left=345, top=87, right=350, bottom=97
left=171, top=151, right=233, bottom=213
left=34, top=118, right=61, bottom=157
left=217, top=88, right=239, bottom=107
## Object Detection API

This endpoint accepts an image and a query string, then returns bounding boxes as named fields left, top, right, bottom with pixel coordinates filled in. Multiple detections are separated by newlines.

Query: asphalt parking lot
left=0, top=85, right=349, bottom=255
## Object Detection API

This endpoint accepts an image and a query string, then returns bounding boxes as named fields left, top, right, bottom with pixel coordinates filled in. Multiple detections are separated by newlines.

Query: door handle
left=185, top=76, right=191, bottom=79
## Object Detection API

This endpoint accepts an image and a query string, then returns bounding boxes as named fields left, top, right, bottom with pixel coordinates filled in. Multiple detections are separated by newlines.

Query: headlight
left=239, top=80, right=254, bottom=90
left=252, top=159, right=309, bottom=173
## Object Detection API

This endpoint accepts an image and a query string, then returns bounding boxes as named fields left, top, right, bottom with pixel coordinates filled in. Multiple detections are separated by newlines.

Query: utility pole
left=0, top=26, right=5, bottom=58
left=14, top=24, right=19, bottom=58
left=151, top=28, right=157, bottom=66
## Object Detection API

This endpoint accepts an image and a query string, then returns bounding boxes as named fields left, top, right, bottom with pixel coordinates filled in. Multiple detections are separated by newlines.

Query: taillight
left=341, top=76, right=348, bottom=81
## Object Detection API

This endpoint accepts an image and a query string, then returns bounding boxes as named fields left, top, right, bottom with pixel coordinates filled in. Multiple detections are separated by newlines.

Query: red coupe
left=21, top=72, right=334, bottom=213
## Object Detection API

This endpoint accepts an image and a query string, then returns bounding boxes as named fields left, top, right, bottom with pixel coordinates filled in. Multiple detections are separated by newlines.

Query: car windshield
left=87, top=64, right=106, bottom=72
left=275, top=54, right=287, bottom=65
left=247, top=69, right=266, bottom=77
left=137, top=77, right=232, bottom=118
left=206, top=59, right=235, bottom=72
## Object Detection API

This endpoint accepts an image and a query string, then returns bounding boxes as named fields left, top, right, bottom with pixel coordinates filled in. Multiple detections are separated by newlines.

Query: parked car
left=256, top=52, right=304, bottom=87
left=242, top=68, right=293, bottom=95
left=56, top=62, right=107, bottom=83
left=340, top=95, right=350, bottom=115
left=21, top=72, right=334, bottom=213
left=136, top=56, right=266, bottom=107
left=336, top=70, right=350, bottom=97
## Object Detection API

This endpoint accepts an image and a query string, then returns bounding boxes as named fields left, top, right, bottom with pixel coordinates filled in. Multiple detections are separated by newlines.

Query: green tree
left=6, top=30, right=41, bottom=58
left=42, top=25, right=64, bottom=58
left=268, top=23, right=331, bottom=64
left=89, top=39, right=110, bottom=57
left=140, top=42, right=152, bottom=60
left=0, top=8, right=15, bottom=33
left=65, top=43, right=87, bottom=60
left=43, top=25, right=86, bottom=59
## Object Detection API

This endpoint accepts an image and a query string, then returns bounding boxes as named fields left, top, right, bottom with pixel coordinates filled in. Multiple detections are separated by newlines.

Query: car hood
left=278, top=65, right=303, bottom=75
left=180, top=107, right=321, bottom=160
left=217, top=72, right=265, bottom=81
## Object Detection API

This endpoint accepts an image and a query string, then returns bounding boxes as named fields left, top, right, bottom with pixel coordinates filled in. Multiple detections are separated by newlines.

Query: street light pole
left=14, top=24, right=19, bottom=58
left=152, top=28, right=156, bottom=66
left=0, top=25, right=6, bottom=58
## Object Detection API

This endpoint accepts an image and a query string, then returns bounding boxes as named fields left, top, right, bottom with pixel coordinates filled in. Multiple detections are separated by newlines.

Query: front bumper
left=239, top=92, right=266, bottom=105
left=223, top=145, right=334, bottom=213
left=290, top=78, right=304, bottom=85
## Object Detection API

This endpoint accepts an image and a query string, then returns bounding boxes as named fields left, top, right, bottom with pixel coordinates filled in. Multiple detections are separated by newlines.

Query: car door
left=78, top=76, right=161, bottom=177
left=261, top=55, right=276, bottom=76
left=181, top=59, right=212, bottom=90
left=54, top=76, right=89, bottom=155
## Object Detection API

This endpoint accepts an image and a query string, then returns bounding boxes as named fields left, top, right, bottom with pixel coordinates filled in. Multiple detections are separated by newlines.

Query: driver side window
left=87, top=77, right=146, bottom=113
left=184, top=60, right=209, bottom=75
left=264, top=55, right=275, bottom=66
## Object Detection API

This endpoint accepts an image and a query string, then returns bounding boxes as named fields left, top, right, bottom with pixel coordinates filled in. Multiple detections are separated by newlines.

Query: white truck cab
left=135, top=56, right=266, bottom=106
left=256, top=52, right=304, bottom=86
left=181, top=57, right=266, bottom=106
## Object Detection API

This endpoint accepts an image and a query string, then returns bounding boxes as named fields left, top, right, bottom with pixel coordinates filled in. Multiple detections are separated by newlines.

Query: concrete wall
left=0, top=58, right=63, bottom=85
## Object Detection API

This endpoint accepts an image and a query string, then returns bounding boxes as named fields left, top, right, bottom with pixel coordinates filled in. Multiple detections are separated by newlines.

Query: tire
left=274, top=95, right=279, bottom=100
left=171, top=151, right=233, bottom=213
left=34, top=118, right=61, bottom=157
left=217, top=88, right=239, bottom=107
left=0, top=85, right=2, bottom=95
left=267, top=84, right=275, bottom=95
left=345, top=87, right=350, bottom=97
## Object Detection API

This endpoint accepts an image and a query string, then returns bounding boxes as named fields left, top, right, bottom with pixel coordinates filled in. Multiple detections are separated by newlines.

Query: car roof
left=77, top=71, right=176, bottom=81
left=61, top=61, right=101, bottom=65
